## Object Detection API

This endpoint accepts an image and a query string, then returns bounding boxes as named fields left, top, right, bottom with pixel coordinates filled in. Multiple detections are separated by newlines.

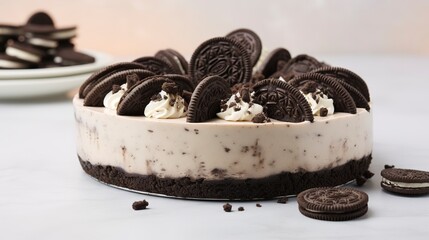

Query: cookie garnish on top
left=252, top=78, right=314, bottom=122
left=189, top=37, right=252, bottom=87
left=226, top=28, right=262, bottom=67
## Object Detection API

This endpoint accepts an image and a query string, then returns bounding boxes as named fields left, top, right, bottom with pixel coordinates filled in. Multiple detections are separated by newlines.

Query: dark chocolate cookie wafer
left=289, top=73, right=357, bottom=114
left=26, top=11, right=55, bottom=26
left=312, top=66, right=370, bottom=101
left=117, top=76, right=171, bottom=116
left=381, top=167, right=429, bottom=195
left=189, top=37, right=252, bottom=87
left=252, top=78, right=314, bottom=122
left=226, top=28, right=262, bottom=67
left=155, top=49, right=188, bottom=74
left=23, top=25, right=77, bottom=40
left=335, top=78, right=370, bottom=111
left=79, top=62, right=147, bottom=98
left=273, top=54, right=323, bottom=81
left=297, top=187, right=369, bottom=221
left=132, top=56, right=175, bottom=75
left=258, top=48, right=291, bottom=78
left=53, top=48, right=95, bottom=66
left=84, top=69, right=154, bottom=107
left=187, top=75, right=232, bottom=123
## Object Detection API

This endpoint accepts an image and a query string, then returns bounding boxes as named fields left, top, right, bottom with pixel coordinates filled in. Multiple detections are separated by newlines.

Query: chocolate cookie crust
left=78, top=154, right=372, bottom=200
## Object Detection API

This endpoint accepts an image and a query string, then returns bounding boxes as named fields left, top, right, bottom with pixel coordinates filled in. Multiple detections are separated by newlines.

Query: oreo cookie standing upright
left=26, top=11, right=55, bottom=26
left=187, top=75, right=232, bottom=123
left=273, top=54, right=323, bottom=80
left=189, top=37, right=252, bottom=87
left=252, top=78, right=314, bottom=122
left=79, top=62, right=148, bottom=98
left=289, top=72, right=357, bottom=114
left=117, top=76, right=172, bottom=116
left=257, top=48, right=292, bottom=78
left=133, top=56, right=176, bottom=75
left=226, top=28, right=262, bottom=67
left=312, top=66, right=370, bottom=101
left=154, top=49, right=188, bottom=74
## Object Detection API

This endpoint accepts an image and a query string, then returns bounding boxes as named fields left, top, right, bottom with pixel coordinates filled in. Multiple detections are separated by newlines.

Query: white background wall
left=1, top=0, right=429, bottom=57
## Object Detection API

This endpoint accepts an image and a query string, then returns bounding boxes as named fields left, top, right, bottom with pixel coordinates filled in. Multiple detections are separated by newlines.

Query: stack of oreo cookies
left=0, top=11, right=94, bottom=69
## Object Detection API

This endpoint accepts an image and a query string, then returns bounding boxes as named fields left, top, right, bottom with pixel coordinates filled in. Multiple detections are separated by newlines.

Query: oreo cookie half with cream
left=381, top=167, right=429, bottom=195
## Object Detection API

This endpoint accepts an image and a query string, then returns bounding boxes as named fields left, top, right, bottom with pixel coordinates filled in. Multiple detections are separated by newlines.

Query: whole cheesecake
left=74, top=29, right=373, bottom=200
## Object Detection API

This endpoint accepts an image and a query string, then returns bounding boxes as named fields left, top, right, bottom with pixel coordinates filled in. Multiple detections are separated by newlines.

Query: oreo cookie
left=5, top=41, right=45, bottom=63
left=273, top=54, right=322, bottom=80
left=117, top=76, right=171, bottom=116
left=132, top=56, right=175, bottom=75
left=289, top=73, right=357, bottom=114
left=23, top=25, right=77, bottom=40
left=154, top=49, right=188, bottom=74
left=312, top=66, right=370, bottom=101
left=381, top=167, right=429, bottom=195
left=258, top=48, right=291, bottom=78
left=0, top=53, right=31, bottom=69
left=297, top=187, right=369, bottom=221
left=79, top=62, right=147, bottom=98
left=189, top=37, right=252, bottom=87
left=226, top=28, right=262, bottom=67
left=252, top=78, right=314, bottom=122
left=187, top=75, right=232, bottom=123
left=53, top=48, right=95, bottom=66
left=26, top=11, right=55, bottom=26
left=84, top=69, right=154, bottom=107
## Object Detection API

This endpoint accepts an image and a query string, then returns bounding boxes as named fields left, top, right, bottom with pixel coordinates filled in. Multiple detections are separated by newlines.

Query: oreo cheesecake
left=74, top=29, right=373, bottom=200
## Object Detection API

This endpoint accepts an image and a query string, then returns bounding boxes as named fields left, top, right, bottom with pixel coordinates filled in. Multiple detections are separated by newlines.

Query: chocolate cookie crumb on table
left=132, top=200, right=149, bottom=210
left=223, top=203, right=232, bottom=212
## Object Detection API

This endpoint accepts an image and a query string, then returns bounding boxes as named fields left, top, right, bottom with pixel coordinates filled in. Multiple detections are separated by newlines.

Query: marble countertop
left=1, top=55, right=429, bottom=240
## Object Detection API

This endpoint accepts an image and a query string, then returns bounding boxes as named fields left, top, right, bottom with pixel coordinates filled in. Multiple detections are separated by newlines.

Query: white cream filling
left=28, top=37, right=58, bottom=48
left=103, top=84, right=127, bottom=110
left=173, top=56, right=186, bottom=74
left=0, top=28, right=19, bottom=35
left=382, top=178, right=429, bottom=188
left=49, top=29, right=77, bottom=39
left=5, top=47, right=40, bottom=63
left=0, top=59, right=27, bottom=68
left=144, top=90, right=187, bottom=119
left=217, top=92, right=263, bottom=121
left=301, top=90, right=335, bottom=116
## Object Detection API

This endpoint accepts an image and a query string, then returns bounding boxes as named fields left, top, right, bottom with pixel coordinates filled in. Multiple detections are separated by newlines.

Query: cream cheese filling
left=74, top=96, right=373, bottom=180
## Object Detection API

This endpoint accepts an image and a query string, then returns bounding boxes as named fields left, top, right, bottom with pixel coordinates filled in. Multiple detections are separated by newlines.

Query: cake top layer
left=78, top=28, right=370, bottom=123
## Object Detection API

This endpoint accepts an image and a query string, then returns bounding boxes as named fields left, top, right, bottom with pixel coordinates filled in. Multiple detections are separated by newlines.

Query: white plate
left=0, top=73, right=91, bottom=99
left=0, top=50, right=112, bottom=79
